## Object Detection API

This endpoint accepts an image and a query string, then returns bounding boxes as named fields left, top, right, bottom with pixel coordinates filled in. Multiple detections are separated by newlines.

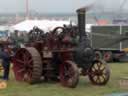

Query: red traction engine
left=12, top=7, right=110, bottom=88
left=13, top=25, right=79, bottom=88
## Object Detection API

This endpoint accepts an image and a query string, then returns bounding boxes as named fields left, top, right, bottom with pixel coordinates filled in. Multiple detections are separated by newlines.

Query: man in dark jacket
left=0, top=44, right=11, bottom=80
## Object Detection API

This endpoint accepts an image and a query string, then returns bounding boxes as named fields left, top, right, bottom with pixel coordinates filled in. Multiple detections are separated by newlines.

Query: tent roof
left=11, top=19, right=75, bottom=32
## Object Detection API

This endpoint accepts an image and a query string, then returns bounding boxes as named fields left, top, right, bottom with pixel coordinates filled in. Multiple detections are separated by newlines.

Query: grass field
left=0, top=63, right=128, bottom=96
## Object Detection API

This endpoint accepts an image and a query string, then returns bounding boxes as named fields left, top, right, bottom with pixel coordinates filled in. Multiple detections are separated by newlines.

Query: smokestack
left=76, top=7, right=87, bottom=42
left=26, top=0, right=29, bottom=19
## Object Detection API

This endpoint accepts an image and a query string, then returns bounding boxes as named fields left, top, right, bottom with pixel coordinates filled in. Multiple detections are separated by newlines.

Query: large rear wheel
left=13, top=47, right=42, bottom=84
left=59, top=60, right=79, bottom=88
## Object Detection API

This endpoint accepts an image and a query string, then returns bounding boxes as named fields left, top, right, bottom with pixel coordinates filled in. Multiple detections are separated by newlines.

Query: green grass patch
left=0, top=63, right=128, bottom=96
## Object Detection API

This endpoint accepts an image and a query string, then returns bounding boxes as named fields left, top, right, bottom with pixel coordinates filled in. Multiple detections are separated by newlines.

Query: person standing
left=0, top=44, right=11, bottom=80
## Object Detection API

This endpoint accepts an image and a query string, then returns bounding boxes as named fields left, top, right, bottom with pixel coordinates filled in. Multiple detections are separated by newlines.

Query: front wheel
left=59, top=60, right=79, bottom=88
left=88, top=60, right=110, bottom=85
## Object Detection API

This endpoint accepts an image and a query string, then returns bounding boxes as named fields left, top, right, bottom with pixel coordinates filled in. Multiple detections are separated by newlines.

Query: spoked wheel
left=60, top=60, right=79, bottom=88
left=88, top=60, right=110, bottom=85
left=13, top=47, right=42, bottom=84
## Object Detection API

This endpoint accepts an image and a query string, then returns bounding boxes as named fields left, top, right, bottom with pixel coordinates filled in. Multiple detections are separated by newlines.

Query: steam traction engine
left=12, top=8, right=110, bottom=88
left=13, top=25, right=79, bottom=88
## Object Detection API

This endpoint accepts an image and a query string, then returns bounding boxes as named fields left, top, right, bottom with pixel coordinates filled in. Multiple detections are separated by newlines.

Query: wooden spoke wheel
left=13, top=47, right=42, bottom=84
left=59, top=60, right=79, bottom=88
left=88, top=60, right=110, bottom=85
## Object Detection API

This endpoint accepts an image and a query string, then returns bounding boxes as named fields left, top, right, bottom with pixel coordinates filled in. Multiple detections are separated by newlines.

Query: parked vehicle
left=12, top=7, right=110, bottom=88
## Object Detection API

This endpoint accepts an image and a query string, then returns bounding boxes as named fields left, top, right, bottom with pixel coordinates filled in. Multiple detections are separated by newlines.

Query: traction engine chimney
left=76, top=8, right=87, bottom=42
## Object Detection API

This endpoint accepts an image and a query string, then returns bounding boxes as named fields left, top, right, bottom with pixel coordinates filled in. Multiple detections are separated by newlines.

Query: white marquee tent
left=11, top=19, right=75, bottom=32
left=11, top=19, right=95, bottom=33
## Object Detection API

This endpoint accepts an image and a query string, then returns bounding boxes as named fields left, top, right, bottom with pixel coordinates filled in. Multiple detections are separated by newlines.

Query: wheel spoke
left=15, top=59, right=24, bottom=65
left=101, top=75, right=106, bottom=81
left=93, top=75, right=97, bottom=80
left=99, top=76, right=103, bottom=83
left=23, top=54, right=26, bottom=64
left=64, top=65, right=72, bottom=79
left=18, top=68, right=25, bottom=73
left=100, top=65, right=105, bottom=71
left=97, top=63, right=102, bottom=70
left=92, top=67, right=96, bottom=71
left=94, top=76, right=98, bottom=82
left=96, top=76, right=100, bottom=83
left=94, top=63, right=98, bottom=70
left=28, top=59, right=33, bottom=64
left=102, top=68, right=108, bottom=74
left=68, top=67, right=74, bottom=76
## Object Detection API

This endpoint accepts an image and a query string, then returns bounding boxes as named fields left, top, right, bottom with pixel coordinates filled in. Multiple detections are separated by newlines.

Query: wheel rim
left=13, top=47, right=42, bottom=83
left=88, top=60, right=110, bottom=85
left=60, top=61, right=79, bottom=88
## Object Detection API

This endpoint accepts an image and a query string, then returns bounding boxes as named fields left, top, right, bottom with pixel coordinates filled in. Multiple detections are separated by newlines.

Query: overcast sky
left=0, top=0, right=127, bottom=13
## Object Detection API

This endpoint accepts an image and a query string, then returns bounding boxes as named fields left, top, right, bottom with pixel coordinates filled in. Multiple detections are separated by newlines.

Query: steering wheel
left=52, top=27, right=66, bottom=36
